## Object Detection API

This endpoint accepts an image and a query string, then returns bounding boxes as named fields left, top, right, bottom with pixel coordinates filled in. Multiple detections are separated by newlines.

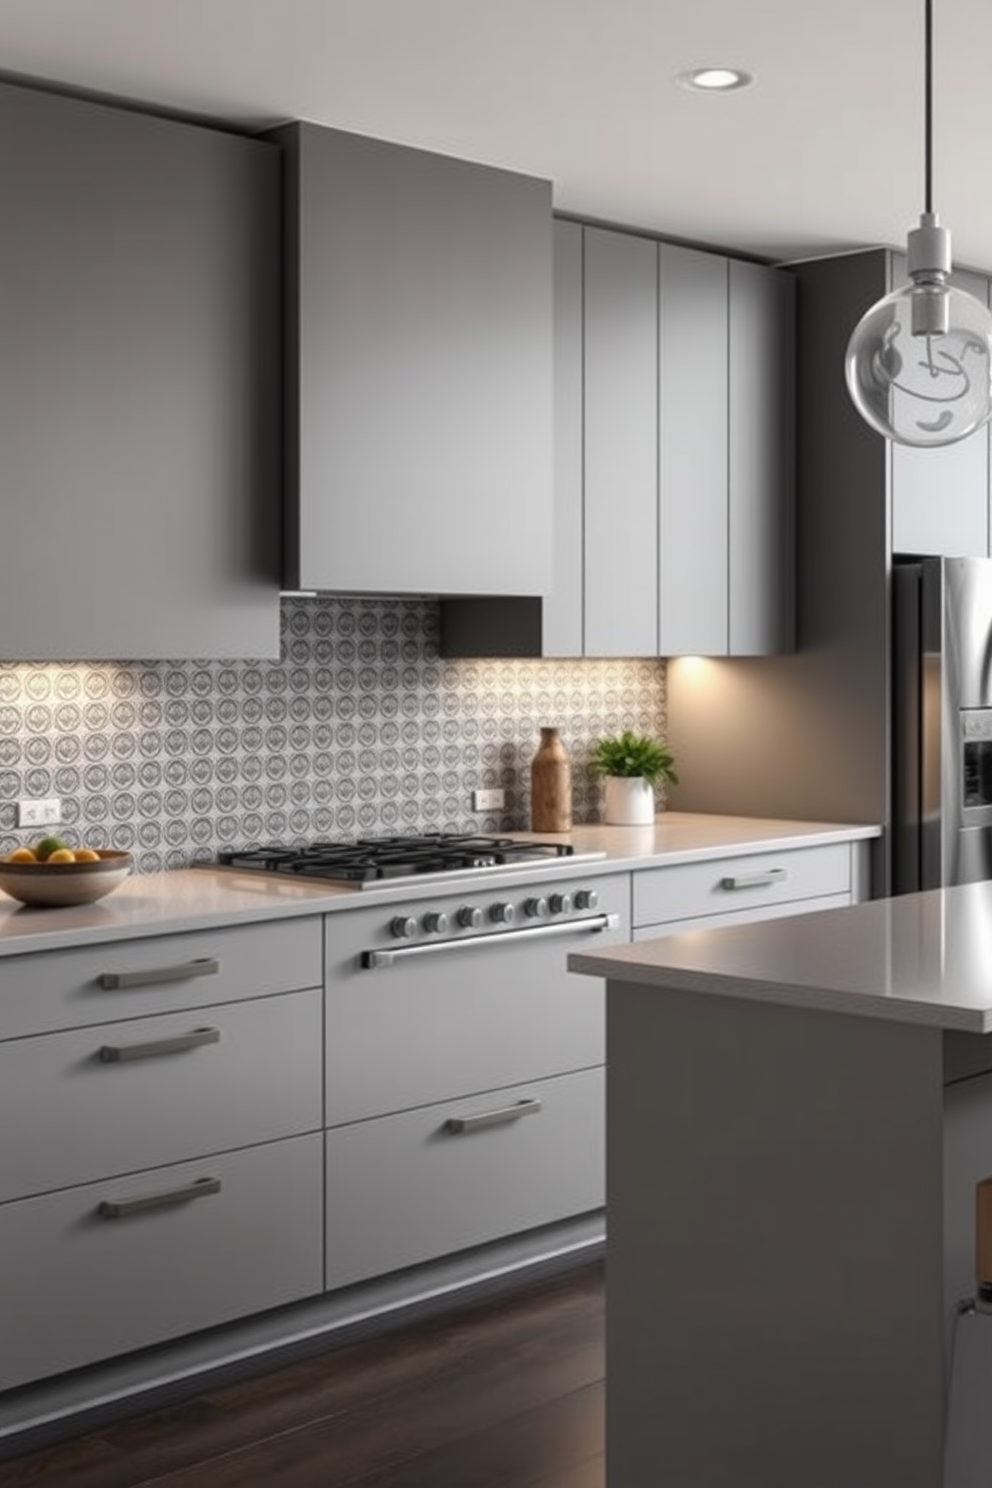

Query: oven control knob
left=390, top=915, right=418, bottom=940
left=549, top=892, right=572, bottom=916
left=490, top=901, right=515, bottom=925
left=457, top=905, right=483, bottom=930
left=524, top=896, right=550, bottom=919
left=422, top=911, right=449, bottom=935
left=574, top=888, right=599, bottom=911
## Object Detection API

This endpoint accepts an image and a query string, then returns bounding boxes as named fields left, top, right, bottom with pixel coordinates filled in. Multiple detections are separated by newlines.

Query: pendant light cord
left=925, top=0, right=933, bottom=214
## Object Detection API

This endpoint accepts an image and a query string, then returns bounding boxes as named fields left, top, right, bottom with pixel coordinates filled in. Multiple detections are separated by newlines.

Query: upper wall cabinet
left=271, top=123, right=554, bottom=597
left=440, top=221, right=795, bottom=658
left=0, top=81, right=281, bottom=661
left=889, top=258, right=992, bottom=559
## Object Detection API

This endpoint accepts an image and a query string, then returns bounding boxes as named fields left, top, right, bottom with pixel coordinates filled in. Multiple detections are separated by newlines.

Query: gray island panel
left=570, top=880, right=992, bottom=1487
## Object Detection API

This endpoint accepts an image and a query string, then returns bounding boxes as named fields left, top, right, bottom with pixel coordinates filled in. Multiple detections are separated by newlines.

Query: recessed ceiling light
left=677, top=67, right=753, bottom=93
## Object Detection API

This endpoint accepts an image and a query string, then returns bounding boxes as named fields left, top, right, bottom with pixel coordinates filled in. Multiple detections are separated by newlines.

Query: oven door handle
left=361, top=912, right=620, bottom=969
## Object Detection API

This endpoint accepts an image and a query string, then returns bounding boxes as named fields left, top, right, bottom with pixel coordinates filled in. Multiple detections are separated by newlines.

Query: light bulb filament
left=914, top=337, right=970, bottom=397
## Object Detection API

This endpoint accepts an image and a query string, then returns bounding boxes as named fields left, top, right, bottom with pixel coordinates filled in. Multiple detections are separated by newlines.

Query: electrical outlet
left=471, top=788, right=505, bottom=813
left=16, top=798, right=62, bottom=829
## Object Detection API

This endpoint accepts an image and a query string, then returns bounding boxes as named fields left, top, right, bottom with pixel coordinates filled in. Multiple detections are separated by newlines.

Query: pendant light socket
left=907, top=212, right=951, bottom=278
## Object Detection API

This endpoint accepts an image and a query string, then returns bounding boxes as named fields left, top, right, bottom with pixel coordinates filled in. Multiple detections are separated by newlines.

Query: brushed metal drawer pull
left=362, top=913, right=619, bottom=969
left=97, top=956, right=220, bottom=991
left=719, top=868, right=788, bottom=891
left=97, top=1176, right=222, bottom=1220
left=98, top=1026, right=221, bottom=1062
left=444, top=1097, right=543, bottom=1135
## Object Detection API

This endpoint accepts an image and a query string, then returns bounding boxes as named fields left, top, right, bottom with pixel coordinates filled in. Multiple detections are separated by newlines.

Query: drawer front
left=325, top=874, right=628, bottom=1126
left=0, top=916, right=324, bottom=1041
left=325, top=1066, right=604, bottom=1290
left=0, top=1133, right=324, bottom=1391
left=632, top=844, right=852, bottom=929
left=632, top=892, right=853, bottom=941
left=0, top=988, right=322, bottom=1201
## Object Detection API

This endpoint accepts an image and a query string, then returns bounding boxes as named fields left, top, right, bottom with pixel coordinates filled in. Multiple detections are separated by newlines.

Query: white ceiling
left=1, top=0, right=990, bottom=269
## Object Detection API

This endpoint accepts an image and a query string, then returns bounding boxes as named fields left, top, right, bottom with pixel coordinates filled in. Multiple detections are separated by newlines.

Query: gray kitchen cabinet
left=542, top=216, right=585, bottom=657
left=321, top=872, right=629, bottom=1287
left=325, top=1068, right=604, bottom=1290
left=0, top=79, right=281, bottom=661
left=0, top=916, right=324, bottom=1390
left=440, top=223, right=794, bottom=658
left=630, top=838, right=870, bottom=941
left=0, top=1136, right=323, bottom=1392
left=659, top=246, right=794, bottom=656
left=727, top=259, right=797, bottom=653
left=890, top=263, right=992, bottom=559
left=271, top=122, right=553, bottom=597
left=658, top=244, right=728, bottom=655
left=583, top=226, right=660, bottom=656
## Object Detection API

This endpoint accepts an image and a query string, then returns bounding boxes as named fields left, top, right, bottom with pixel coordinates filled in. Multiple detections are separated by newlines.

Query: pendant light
left=845, top=0, right=992, bottom=446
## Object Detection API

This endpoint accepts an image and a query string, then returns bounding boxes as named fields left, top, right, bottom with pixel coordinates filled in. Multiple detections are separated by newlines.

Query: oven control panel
left=359, top=873, right=628, bottom=969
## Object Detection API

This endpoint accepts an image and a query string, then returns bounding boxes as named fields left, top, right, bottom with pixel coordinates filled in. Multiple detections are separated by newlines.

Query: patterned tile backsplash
left=0, top=597, right=668, bottom=872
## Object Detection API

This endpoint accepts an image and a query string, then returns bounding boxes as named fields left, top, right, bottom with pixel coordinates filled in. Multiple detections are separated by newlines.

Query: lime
left=34, top=836, right=68, bottom=861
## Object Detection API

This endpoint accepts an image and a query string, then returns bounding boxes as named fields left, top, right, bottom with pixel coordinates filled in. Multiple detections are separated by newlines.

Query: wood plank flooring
left=0, top=1261, right=605, bottom=1488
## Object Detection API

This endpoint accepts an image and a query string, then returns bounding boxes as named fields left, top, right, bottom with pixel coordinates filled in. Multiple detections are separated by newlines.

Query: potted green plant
left=591, top=729, right=678, bottom=825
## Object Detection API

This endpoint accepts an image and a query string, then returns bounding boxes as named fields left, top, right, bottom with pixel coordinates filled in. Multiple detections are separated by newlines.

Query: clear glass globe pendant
left=846, top=213, right=992, bottom=447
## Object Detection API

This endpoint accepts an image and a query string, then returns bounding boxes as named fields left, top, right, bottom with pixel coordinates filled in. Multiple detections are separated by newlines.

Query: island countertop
left=569, top=878, right=992, bottom=1033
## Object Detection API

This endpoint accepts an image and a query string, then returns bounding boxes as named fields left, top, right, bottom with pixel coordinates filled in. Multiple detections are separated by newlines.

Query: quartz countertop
left=569, top=878, right=992, bottom=1032
left=0, top=812, right=880, bottom=957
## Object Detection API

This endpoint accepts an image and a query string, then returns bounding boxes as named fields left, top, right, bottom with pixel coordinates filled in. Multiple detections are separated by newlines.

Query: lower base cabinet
left=325, top=1067, right=604, bottom=1289
left=0, top=1133, right=324, bottom=1392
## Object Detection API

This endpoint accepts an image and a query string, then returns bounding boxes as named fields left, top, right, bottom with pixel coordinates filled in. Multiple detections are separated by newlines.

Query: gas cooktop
left=217, top=833, right=605, bottom=890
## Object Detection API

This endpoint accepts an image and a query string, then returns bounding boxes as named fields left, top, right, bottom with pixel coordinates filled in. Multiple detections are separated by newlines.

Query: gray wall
left=0, top=597, right=668, bottom=872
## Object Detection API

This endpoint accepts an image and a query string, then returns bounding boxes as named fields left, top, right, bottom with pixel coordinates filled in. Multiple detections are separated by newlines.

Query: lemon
left=74, top=848, right=100, bottom=862
left=34, top=835, right=68, bottom=862
left=7, top=847, right=37, bottom=863
left=46, top=848, right=76, bottom=863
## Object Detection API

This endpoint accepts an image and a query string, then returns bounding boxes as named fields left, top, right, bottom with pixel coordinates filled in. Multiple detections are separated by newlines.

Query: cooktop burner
left=218, top=834, right=599, bottom=887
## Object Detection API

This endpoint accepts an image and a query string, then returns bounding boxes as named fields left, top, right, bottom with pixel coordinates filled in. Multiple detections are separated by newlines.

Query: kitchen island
left=569, top=883, right=992, bottom=1488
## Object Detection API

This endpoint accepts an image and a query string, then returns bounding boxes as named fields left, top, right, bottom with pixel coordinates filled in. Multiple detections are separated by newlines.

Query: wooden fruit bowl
left=0, top=850, right=133, bottom=907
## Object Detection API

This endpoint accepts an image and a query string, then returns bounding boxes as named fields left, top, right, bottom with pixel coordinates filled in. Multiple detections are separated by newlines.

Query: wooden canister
left=531, top=727, right=572, bottom=833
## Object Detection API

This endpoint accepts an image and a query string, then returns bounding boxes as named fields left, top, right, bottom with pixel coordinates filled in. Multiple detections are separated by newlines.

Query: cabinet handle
left=97, top=956, right=220, bottom=990
left=444, top=1097, right=543, bottom=1135
left=719, top=868, right=788, bottom=891
left=97, top=1176, right=221, bottom=1220
left=362, top=913, right=619, bottom=969
left=98, top=1026, right=221, bottom=1063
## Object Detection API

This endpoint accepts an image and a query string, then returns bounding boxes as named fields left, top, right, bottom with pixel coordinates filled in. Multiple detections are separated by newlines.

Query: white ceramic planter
left=603, top=775, right=656, bottom=826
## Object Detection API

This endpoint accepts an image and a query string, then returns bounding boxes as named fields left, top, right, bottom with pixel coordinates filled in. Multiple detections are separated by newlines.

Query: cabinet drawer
left=325, top=1066, right=604, bottom=1290
left=0, top=1133, right=324, bottom=1391
left=632, top=844, right=852, bottom=929
left=632, top=892, right=852, bottom=941
left=0, top=988, right=322, bottom=1201
left=0, top=917, right=323, bottom=1040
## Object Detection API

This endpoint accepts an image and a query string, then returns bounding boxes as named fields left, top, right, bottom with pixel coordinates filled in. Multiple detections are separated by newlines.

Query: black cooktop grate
left=218, top=834, right=578, bottom=883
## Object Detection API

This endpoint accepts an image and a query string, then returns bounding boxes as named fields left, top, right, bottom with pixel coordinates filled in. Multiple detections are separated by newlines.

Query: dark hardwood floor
left=0, top=1261, right=604, bottom=1488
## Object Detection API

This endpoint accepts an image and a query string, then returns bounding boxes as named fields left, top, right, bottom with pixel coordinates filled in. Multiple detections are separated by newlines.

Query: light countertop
left=569, top=878, right=992, bottom=1032
left=0, top=813, right=880, bottom=957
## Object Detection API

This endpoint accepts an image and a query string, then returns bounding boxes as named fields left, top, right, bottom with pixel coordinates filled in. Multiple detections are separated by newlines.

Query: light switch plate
left=16, top=798, right=62, bottom=828
left=471, top=788, right=505, bottom=812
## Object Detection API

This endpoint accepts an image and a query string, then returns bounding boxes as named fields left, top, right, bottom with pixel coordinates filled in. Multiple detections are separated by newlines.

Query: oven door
left=323, top=871, right=629, bottom=1126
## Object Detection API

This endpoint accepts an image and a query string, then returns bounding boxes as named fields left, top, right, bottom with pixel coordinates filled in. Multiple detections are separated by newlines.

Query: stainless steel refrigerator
left=892, top=555, right=992, bottom=893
